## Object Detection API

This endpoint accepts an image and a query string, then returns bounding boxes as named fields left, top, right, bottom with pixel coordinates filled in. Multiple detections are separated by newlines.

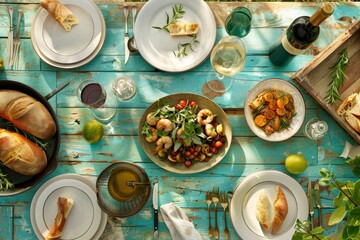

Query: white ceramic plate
left=30, top=174, right=107, bottom=240
left=230, top=170, right=308, bottom=240
left=134, top=0, right=216, bottom=72
left=244, top=79, right=305, bottom=142
left=31, top=0, right=106, bottom=68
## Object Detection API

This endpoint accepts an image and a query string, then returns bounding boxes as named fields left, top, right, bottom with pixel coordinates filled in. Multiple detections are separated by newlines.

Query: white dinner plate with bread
left=134, top=0, right=216, bottom=72
left=230, top=170, right=308, bottom=240
left=30, top=174, right=107, bottom=240
left=31, top=0, right=105, bottom=68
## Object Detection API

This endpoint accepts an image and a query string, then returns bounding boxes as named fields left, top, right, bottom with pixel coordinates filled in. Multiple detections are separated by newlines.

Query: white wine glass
left=207, top=36, right=246, bottom=93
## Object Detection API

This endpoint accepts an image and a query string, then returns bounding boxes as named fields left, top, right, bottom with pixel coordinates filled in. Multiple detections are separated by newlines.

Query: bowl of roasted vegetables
left=244, top=79, right=305, bottom=142
left=139, top=93, right=232, bottom=174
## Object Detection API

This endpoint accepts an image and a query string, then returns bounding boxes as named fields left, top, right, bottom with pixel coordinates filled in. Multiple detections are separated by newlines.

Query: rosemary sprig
left=152, top=5, right=185, bottom=32
left=325, top=48, right=349, bottom=105
left=173, top=34, right=200, bottom=58
left=0, top=167, right=14, bottom=191
left=0, top=117, right=48, bottom=150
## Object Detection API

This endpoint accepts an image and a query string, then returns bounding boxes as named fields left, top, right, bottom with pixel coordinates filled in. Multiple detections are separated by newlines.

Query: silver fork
left=13, top=9, right=23, bottom=69
left=212, top=187, right=220, bottom=240
left=206, top=191, right=213, bottom=238
left=220, top=191, right=230, bottom=239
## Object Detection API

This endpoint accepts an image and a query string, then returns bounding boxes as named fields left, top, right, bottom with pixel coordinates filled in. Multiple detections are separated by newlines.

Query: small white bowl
left=244, top=79, right=305, bottom=142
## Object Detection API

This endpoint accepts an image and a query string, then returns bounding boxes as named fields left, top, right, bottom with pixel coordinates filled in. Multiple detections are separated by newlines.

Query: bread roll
left=40, top=0, right=79, bottom=32
left=271, top=186, right=288, bottom=234
left=0, top=90, right=56, bottom=139
left=0, top=128, right=47, bottom=176
left=255, top=191, right=270, bottom=232
left=168, top=23, right=200, bottom=36
left=46, top=197, right=74, bottom=240
left=336, top=92, right=360, bottom=134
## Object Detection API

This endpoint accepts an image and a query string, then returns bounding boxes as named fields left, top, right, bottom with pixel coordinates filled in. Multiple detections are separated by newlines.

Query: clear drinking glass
left=304, top=118, right=328, bottom=140
left=225, top=7, right=252, bottom=38
left=207, top=36, right=247, bottom=92
left=77, top=80, right=117, bottom=122
left=112, top=76, right=137, bottom=101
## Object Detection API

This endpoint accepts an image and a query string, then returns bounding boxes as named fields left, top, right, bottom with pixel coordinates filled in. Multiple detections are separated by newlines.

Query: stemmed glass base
left=206, top=77, right=233, bottom=93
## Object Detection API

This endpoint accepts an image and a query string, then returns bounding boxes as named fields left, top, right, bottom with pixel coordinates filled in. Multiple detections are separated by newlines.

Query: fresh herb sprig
left=293, top=167, right=360, bottom=239
left=292, top=219, right=330, bottom=240
left=346, top=154, right=360, bottom=177
left=152, top=5, right=185, bottom=32
left=173, top=34, right=200, bottom=58
left=0, top=117, right=48, bottom=150
left=0, top=167, right=14, bottom=191
left=325, top=48, right=349, bottom=105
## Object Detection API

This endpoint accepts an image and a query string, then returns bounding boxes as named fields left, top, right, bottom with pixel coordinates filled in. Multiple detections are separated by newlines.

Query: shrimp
left=154, top=136, right=173, bottom=154
left=146, top=112, right=157, bottom=126
left=156, top=119, right=174, bottom=132
left=205, top=124, right=218, bottom=138
left=197, top=109, right=216, bottom=125
left=145, top=127, right=158, bottom=143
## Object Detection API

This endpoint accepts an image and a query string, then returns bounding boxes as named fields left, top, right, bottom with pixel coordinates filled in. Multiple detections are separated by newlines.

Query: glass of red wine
left=77, top=80, right=116, bottom=122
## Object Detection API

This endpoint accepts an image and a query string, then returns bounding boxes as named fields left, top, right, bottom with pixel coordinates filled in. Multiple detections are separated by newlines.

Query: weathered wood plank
left=0, top=206, right=13, bottom=240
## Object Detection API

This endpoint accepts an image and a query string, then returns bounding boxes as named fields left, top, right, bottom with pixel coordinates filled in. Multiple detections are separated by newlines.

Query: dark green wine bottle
left=269, top=3, right=333, bottom=66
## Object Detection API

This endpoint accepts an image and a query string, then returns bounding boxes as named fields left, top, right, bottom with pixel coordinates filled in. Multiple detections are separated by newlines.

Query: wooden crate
left=293, top=20, right=360, bottom=143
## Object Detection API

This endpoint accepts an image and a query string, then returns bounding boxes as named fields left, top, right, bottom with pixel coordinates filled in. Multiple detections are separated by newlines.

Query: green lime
left=83, top=120, right=103, bottom=143
left=285, top=154, right=307, bottom=174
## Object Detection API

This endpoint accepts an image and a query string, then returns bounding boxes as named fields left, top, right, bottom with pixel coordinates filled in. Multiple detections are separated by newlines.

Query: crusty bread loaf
left=0, top=128, right=47, bottom=176
left=46, top=196, right=74, bottom=240
left=336, top=92, right=360, bottom=134
left=0, top=90, right=56, bottom=139
left=271, top=186, right=288, bottom=234
left=40, top=0, right=79, bottom=32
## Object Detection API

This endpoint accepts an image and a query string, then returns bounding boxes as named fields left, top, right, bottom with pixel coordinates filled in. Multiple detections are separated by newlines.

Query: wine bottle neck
left=309, top=3, right=334, bottom=26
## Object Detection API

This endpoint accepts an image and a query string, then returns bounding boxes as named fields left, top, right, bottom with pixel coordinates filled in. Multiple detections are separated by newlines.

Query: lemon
left=83, top=120, right=103, bottom=143
left=285, top=154, right=307, bottom=174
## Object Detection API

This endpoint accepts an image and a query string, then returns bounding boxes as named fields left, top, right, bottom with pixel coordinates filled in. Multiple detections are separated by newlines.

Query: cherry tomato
left=211, top=147, right=219, bottom=154
left=175, top=104, right=184, bottom=110
left=179, top=99, right=187, bottom=107
left=184, top=160, right=192, bottom=168
left=185, top=151, right=191, bottom=157
left=189, top=101, right=197, bottom=107
left=214, top=141, right=223, bottom=148
left=189, top=147, right=195, bottom=153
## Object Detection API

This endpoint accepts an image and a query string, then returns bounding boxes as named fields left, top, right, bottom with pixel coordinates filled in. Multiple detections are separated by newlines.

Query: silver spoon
left=128, top=4, right=138, bottom=53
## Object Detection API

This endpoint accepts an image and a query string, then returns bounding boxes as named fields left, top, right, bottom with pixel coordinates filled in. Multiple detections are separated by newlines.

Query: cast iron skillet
left=0, top=80, right=63, bottom=196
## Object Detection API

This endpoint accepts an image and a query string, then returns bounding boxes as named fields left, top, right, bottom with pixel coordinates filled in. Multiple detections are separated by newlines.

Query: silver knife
left=123, top=5, right=130, bottom=65
left=314, top=181, right=322, bottom=227
left=8, top=6, right=14, bottom=67
left=307, top=181, right=314, bottom=230
left=153, top=178, right=159, bottom=238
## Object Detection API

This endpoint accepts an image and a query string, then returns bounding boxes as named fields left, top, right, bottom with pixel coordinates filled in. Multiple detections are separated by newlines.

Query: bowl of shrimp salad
left=244, top=79, right=305, bottom=142
left=139, top=93, right=232, bottom=174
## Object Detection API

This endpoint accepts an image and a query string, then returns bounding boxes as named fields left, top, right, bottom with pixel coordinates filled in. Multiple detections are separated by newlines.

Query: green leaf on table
left=353, top=180, right=360, bottom=204
left=329, top=206, right=347, bottom=225
left=334, top=195, right=344, bottom=208
left=310, top=226, right=324, bottom=235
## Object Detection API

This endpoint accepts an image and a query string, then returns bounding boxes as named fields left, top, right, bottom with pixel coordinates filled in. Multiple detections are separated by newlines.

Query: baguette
left=0, top=90, right=56, bottom=139
left=46, top=197, right=74, bottom=240
left=40, top=0, right=79, bottom=32
left=168, top=23, right=200, bottom=36
left=271, top=186, right=288, bottom=234
left=0, top=128, right=47, bottom=176
left=255, top=191, right=271, bottom=232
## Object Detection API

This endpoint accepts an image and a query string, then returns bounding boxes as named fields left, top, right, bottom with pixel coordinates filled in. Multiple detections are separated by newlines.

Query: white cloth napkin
left=341, top=141, right=360, bottom=159
left=160, top=202, right=203, bottom=240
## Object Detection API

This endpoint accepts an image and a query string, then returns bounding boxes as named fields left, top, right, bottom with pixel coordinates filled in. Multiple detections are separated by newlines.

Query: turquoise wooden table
left=0, top=1, right=360, bottom=239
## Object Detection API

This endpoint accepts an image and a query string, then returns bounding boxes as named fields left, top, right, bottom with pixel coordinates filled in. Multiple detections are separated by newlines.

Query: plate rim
left=230, top=170, right=308, bottom=240
left=138, top=93, right=232, bottom=174
left=244, top=78, right=306, bottom=142
left=30, top=173, right=108, bottom=240
left=134, top=0, right=216, bottom=72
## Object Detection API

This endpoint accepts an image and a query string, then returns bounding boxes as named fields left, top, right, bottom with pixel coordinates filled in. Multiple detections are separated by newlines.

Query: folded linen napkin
left=341, top=141, right=360, bottom=159
left=160, top=202, right=203, bottom=240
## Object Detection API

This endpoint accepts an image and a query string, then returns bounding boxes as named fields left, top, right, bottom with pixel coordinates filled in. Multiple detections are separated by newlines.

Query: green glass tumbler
left=225, top=7, right=252, bottom=38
